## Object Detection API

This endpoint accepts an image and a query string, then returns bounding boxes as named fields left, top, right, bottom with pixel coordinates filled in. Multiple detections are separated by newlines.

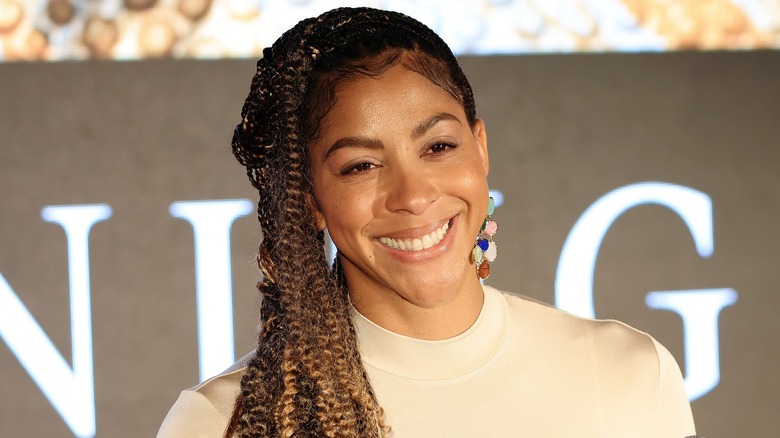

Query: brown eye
left=428, top=142, right=456, bottom=154
left=343, top=162, right=376, bottom=175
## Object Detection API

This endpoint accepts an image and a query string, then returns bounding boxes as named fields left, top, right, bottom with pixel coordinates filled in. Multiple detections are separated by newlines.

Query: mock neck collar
left=351, top=285, right=509, bottom=381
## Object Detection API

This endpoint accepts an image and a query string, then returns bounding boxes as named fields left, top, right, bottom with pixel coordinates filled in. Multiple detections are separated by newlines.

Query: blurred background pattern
left=0, top=0, right=779, bottom=61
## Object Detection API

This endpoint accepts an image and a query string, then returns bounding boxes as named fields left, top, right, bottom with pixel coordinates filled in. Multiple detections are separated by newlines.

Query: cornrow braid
left=227, top=7, right=475, bottom=437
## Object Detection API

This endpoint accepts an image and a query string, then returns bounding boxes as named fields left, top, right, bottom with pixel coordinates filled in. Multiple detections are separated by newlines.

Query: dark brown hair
left=228, top=7, right=475, bottom=437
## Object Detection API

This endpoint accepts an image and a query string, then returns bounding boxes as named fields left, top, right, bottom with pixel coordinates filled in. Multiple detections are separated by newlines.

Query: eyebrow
left=322, top=111, right=462, bottom=161
left=411, top=112, right=462, bottom=139
left=323, top=136, right=384, bottom=161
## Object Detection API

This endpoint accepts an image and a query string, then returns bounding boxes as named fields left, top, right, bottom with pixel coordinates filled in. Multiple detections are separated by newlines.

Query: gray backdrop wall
left=1, top=51, right=778, bottom=436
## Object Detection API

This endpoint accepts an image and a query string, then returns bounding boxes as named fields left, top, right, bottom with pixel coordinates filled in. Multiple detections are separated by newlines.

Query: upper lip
left=376, top=216, right=453, bottom=240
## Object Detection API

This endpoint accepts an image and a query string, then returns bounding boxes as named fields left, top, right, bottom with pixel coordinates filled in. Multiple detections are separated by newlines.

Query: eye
left=427, top=142, right=457, bottom=155
left=342, top=161, right=377, bottom=175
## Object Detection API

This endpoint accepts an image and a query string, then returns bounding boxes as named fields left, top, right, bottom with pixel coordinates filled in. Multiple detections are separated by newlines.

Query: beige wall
left=1, top=52, right=778, bottom=436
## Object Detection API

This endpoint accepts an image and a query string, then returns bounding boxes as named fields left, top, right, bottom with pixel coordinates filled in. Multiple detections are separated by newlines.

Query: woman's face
left=309, top=62, right=489, bottom=325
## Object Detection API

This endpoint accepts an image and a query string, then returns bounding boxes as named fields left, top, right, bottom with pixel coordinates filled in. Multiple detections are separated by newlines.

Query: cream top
left=158, top=286, right=695, bottom=437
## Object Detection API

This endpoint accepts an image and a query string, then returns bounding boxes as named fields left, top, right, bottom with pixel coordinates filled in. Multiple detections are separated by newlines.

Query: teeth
left=379, top=222, right=449, bottom=252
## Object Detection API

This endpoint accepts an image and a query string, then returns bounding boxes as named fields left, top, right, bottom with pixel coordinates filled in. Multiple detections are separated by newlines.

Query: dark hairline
left=305, top=48, right=474, bottom=146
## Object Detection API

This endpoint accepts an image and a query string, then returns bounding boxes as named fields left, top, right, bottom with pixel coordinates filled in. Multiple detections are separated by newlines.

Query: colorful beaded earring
left=472, top=196, right=498, bottom=279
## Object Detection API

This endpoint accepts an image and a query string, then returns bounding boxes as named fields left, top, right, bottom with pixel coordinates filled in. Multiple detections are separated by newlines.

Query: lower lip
left=377, top=216, right=457, bottom=263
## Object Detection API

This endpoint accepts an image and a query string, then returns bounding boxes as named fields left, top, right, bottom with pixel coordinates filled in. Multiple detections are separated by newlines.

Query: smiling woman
left=310, top=63, right=489, bottom=340
left=157, top=7, right=697, bottom=438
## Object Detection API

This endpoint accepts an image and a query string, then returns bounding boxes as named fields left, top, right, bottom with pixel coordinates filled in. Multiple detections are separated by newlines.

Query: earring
left=472, top=196, right=497, bottom=279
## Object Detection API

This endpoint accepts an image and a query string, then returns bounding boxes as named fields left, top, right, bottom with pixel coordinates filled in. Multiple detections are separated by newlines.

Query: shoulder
left=157, top=353, right=252, bottom=438
left=485, top=285, right=695, bottom=433
left=488, top=285, right=657, bottom=353
left=486, top=285, right=675, bottom=385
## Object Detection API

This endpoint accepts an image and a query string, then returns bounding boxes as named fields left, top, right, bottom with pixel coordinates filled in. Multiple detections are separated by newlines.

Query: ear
left=306, top=193, right=327, bottom=232
left=315, top=209, right=327, bottom=232
left=473, top=118, right=489, bottom=175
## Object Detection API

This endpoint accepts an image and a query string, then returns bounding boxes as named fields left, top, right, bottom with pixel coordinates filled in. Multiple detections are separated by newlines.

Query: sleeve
left=651, top=337, right=697, bottom=438
left=157, top=390, right=230, bottom=438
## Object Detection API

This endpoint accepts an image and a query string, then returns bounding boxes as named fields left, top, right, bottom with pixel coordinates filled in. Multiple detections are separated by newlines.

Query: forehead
left=316, top=65, right=465, bottom=134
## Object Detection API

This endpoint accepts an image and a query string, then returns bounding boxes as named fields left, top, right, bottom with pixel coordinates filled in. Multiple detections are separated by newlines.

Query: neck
left=346, top=270, right=485, bottom=340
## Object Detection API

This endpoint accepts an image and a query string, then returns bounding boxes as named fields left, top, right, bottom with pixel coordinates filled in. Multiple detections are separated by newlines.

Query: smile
left=378, top=221, right=450, bottom=251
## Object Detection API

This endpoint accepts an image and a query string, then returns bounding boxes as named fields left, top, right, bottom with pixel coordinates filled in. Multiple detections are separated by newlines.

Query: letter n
left=0, top=204, right=111, bottom=438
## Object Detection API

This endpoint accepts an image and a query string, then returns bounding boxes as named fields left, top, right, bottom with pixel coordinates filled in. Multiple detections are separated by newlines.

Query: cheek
left=319, top=185, right=373, bottom=239
left=452, top=158, right=489, bottom=196
left=454, top=161, right=490, bottom=222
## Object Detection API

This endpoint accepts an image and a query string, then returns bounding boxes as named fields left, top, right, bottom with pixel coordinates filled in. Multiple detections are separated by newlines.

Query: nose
left=383, top=165, right=440, bottom=215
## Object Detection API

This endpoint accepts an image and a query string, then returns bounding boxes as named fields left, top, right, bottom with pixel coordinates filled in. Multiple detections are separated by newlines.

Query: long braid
left=227, top=7, right=473, bottom=437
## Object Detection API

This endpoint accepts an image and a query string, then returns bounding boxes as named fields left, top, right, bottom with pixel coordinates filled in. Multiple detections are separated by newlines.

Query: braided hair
left=227, top=7, right=476, bottom=437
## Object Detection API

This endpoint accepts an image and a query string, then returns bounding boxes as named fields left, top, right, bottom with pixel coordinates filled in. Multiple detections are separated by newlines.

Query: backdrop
left=1, top=51, right=778, bottom=436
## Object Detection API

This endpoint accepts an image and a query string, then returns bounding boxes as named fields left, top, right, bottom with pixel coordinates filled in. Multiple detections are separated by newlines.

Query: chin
left=397, top=265, right=475, bottom=307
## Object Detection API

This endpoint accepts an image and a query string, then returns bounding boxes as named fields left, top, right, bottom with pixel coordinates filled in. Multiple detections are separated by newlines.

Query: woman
left=158, top=7, right=696, bottom=438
